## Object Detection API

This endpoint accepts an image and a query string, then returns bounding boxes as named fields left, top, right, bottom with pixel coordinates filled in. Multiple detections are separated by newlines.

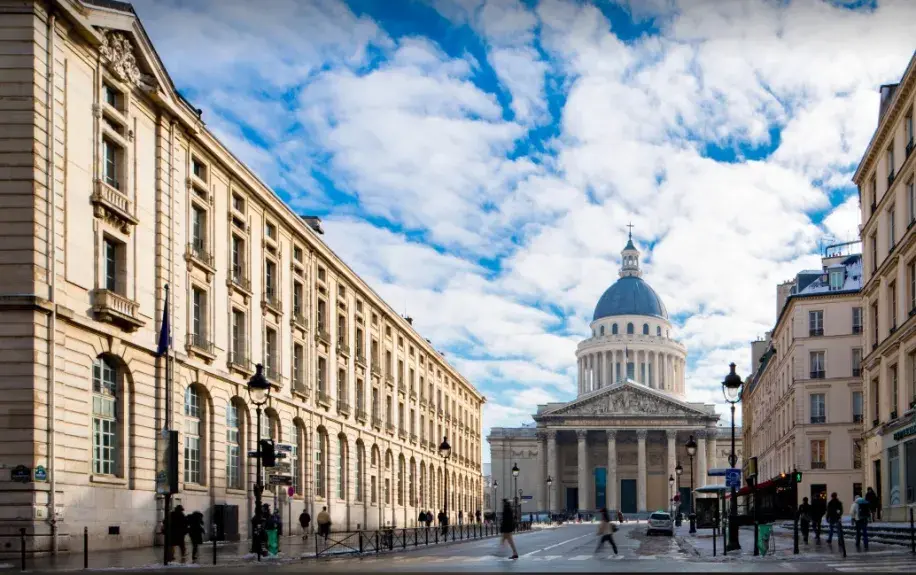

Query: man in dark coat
left=865, top=487, right=879, bottom=521
left=499, top=500, right=518, bottom=559
left=168, top=505, right=187, bottom=563
left=425, top=511, right=433, bottom=528
left=186, top=511, right=205, bottom=563
left=299, top=509, right=311, bottom=541
left=825, top=492, right=844, bottom=547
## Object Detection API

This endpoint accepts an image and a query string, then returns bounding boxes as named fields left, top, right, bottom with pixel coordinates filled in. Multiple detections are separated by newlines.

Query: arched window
left=612, top=323, right=618, bottom=335
left=371, top=445, right=378, bottom=467
left=626, top=323, right=634, bottom=335
left=398, top=456, right=405, bottom=506
left=420, top=464, right=426, bottom=508
left=599, top=326, right=605, bottom=335
left=226, top=401, right=241, bottom=489
left=642, top=323, right=649, bottom=335
left=316, top=429, right=327, bottom=499
left=92, top=357, right=119, bottom=475
left=184, top=387, right=202, bottom=484
left=356, top=442, right=364, bottom=503
left=291, top=422, right=301, bottom=495
left=656, top=326, right=661, bottom=336
left=337, top=435, right=347, bottom=500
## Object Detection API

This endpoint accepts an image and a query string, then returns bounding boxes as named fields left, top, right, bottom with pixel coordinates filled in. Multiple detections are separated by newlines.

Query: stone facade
left=854, top=53, right=916, bottom=521
left=0, top=0, right=484, bottom=553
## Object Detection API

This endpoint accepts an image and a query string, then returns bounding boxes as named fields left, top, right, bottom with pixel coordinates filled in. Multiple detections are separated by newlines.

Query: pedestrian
left=811, top=496, right=826, bottom=542
left=417, top=510, right=426, bottom=528
left=865, top=487, right=879, bottom=522
left=425, top=510, right=433, bottom=528
left=438, top=509, right=448, bottom=537
left=168, top=505, right=187, bottom=564
left=498, top=500, right=519, bottom=559
left=476, top=509, right=481, bottom=524
left=273, top=509, right=282, bottom=537
left=594, top=508, right=618, bottom=555
left=825, top=492, right=845, bottom=553
left=186, top=511, right=205, bottom=563
left=316, top=506, right=331, bottom=540
left=459, top=510, right=464, bottom=525
left=617, top=510, right=625, bottom=523
left=797, top=497, right=812, bottom=544
left=851, top=496, right=869, bottom=551
left=299, top=509, right=311, bottom=541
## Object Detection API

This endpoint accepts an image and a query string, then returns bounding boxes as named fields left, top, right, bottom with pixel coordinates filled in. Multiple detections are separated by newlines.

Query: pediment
left=539, top=381, right=709, bottom=419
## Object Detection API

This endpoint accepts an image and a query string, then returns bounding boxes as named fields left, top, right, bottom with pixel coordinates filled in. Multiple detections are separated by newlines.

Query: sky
left=131, top=0, right=916, bottom=464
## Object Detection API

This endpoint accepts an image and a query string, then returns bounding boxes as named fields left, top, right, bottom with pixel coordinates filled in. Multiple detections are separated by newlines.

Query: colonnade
left=577, top=349, right=685, bottom=395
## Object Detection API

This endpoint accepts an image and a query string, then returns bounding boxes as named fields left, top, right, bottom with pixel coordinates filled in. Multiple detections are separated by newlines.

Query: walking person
left=812, top=496, right=826, bottom=542
left=594, top=508, right=618, bottom=555
left=425, top=510, right=433, bottom=528
left=186, top=511, right=205, bottom=563
left=168, top=505, right=188, bottom=564
left=865, top=487, right=879, bottom=522
left=797, top=497, right=812, bottom=545
left=299, top=509, right=311, bottom=541
left=498, top=500, right=519, bottom=559
left=851, top=496, right=869, bottom=551
left=316, top=506, right=331, bottom=541
left=825, top=492, right=846, bottom=557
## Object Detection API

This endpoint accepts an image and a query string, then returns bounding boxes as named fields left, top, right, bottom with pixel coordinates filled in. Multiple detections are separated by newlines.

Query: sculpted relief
left=558, top=388, right=689, bottom=417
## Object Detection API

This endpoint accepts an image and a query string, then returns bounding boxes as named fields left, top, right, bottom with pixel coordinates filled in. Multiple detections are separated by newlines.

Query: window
left=318, top=267, right=326, bottom=282
left=337, top=368, right=347, bottom=404
left=626, top=323, right=634, bottom=335
left=599, top=326, right=604, bottom=336
left=385, top=478, right=391, bottom=504
left=890, top=281, right=898, bottom=329
left=888, top=147, right=896, bottom=180
left=231, top=235, right=245, bottom=283
left=889, top=445, right=901, bottom=504
left=371, top=387, right=379, bottom=418
left=809, top=351, right=825, bottom=379
left=338, top=436, right=347, bottom=499
left=872, top=378, right=880, bottom=425
left=92, top=357, right=118, bottom=475
left=232, top=193, right=244, bottom=213
left=809, top=310, right=824, bottom=337
left=338, top=314, right=347, bottom=347
left=642, top=323, right=649, bottom=335
left=809, top=393, right=826, bottom=424
left=293, top=281, right=303, bottom=318
left=356, top=443, right=364, bottom=503
left=191, top=157, right=206, bottom=181
left=810, top=439, right=826, bottom=469
left=293, top=246, right=303, bottom=263
left=891, top=364, right=899, bottom=418
left=829, top=269, right=843, bottom=290
left=397, top=457, right=405, bottom=506
left=356, top=379, right=364, bottom=412
left=656, top=326, right=661, bottom=336
left=399, top=403, right=405, bottom=432
left=889, top=206, right=897, bottom=249
left=872, top=302, right=879, bottom=347
left=226, top=402, right=241, bottom=489
left=191, top=288, right=206, bottom=344
left=908, top=113, right=914, bottom=147
left=291, top=423, right=301, bottom=495
left=103, top=83, right=119, bottom=109
left=853, top=439, right=862, bottom=470
left=852, top=307, right=863, bottom=334
left=356, top=328, right=364, bottom=359
left=103, top=238, right=119, bottom=292
left=191, top=205, right=206, bottom=253
left=852, top=348, right=862, bottom=377
left=231, top=309, right=245, bottom=362
left=102, top=137, right=121, bottom=190
left=265, top=328, right=277, bottom=379
left=386, top=351, right=392, bottom=375
left=612, top=324, right=618, bottom=335
left=870, top=232, right=878, bottom=273
left=318, top=357, right=327, bottom=394
left=293, top=344, right=304, bottom=389
left=184, top=387, right=202, bottom=484
left=371, top=474, right=377, bottom=505
left=265, top=222, right=276, bottom=240
left=909, top=179, right=915, bottom=223
left=265, top=260, right=277, bottom=303
left=316, top=431, right=326, bottom=499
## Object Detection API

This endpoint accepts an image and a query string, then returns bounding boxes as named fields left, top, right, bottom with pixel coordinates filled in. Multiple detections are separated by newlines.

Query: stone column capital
left=606, top=429, right=617, bottom=442
left=636, top=429, right=648, bottom=440
left=705, top=428, right=718, bottom=440
left=695, top=429, right=707, bottom=440
left=666, top=429, right=678, bottom=440
left=535, top=430, right=547, bottom=442
left=576, top=429, right=588, bottom=441
left=546, top=430, right=558, bottom=441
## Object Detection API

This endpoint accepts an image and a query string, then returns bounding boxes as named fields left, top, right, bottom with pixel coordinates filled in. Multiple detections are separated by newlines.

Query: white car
left=646, top=511, right=674, bottom=536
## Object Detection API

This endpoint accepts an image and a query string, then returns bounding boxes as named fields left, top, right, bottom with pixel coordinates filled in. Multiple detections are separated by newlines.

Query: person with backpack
left=316, top=506, right=331, bottom=540
left=498, top=500, right=519, bottom=559
left=594, top=508, right=618, bottom=555
left=851, top=495, right=869, bottom=550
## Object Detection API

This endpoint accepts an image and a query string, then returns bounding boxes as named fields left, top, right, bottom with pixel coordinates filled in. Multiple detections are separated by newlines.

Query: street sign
left=274, top=462, right=291, bottom=473
left=708, top=468, right=728, bottom=477
left=276, top=443, right=293, bottom=453
left=34, top=465, right=47, bottom=482
left=725, top=468, right=742, bottom=488
left=287, top=486, right=295, bottom=497
left=268, top=474, right=292, bottom=486
left=11, top=465, right=30, bottom=483
left=248, top=450, right=260, bottom=458
left=521, top=495, right=533, bottom=500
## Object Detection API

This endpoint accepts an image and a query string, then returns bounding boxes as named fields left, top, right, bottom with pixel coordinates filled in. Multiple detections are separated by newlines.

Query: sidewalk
left=678, top=525, right=908, bottom=561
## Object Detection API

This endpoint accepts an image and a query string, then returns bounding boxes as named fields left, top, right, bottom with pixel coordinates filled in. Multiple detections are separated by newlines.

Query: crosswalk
left=327, top=552, right=686, bottom=565
left=825, top=558, right=916, bottom=572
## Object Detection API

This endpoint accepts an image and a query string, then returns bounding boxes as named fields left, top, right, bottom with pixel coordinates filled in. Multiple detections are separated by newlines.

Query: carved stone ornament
left=555, top=387, right=693, bottom=417
left=99, top=30, right=142, bottom=85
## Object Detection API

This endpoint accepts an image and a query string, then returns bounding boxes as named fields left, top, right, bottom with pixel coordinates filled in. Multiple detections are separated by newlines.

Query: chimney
left=879, top=83, right=899, bottom=122
left=776, top=280, right=794, bottom=319
left=301, top=215, right=324, bottom=235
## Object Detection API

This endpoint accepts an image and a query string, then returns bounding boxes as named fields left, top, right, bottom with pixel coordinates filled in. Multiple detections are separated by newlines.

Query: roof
left=794, top=254, right=863, bottom=296
left=593, top=276, right=669, bottom=321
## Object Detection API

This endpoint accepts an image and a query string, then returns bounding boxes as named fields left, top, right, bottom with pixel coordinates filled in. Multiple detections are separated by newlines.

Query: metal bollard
left=911, top=508, right=915, bottom=554
left=83, top=526, right=89, bottom=569
left=212, top=523, right=217, bottom=565
left=793, top=516, right=800, bottom=554
left=712, top=526, right=717, bottom=557
left=20, top=528, right=26, bottom=572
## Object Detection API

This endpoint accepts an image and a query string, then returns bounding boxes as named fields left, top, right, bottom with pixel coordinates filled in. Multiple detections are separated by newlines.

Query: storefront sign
left=893, top=422, right=916, bottom=441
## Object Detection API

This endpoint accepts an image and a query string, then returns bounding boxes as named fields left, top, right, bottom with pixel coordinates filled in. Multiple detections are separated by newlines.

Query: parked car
left=647, top=511, right=674, bottom=536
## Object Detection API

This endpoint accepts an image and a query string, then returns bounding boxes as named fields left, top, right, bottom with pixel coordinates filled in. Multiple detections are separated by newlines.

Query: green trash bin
left=266, top=528, right=279, bottom=556
left=757, top=524, right=772, bottom=557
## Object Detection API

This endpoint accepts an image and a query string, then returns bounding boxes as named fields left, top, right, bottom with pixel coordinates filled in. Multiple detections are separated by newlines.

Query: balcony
left=228, top=350, right=253, bottom=376
left=317, top=390, right=332, bottom=407
left=410, top=433, right=417, bottom=444
left=91, top=289, right=145, bottom=331
left=810, top=371, right=825, bottom=380
left=91, top=179, right=138, bottom=232
left=810, top=415, right=826, bottom=424
left=187, top=332, right=216, bottom=360
left=315, top=328, right=330, bottom=345
left=410, top=389, right=417, bottom=401
left=809, top=329, right=823, bottom=337
left=386, top=423, right=395, bottom=435
left=291, top=308, right=308, bottom=329
left=264, top=364, right=280, bottom=384
left=356, top=353, right=367, bottom=367
left=419, top=396, right=427, bottom=407
left=397, top=381, right=406, bottom=396
left=445, top=414, right=451, bottom=423
left=262, top=290, right=282, bottom=315
left=853, top=368, right=862, bottom=377
left=338, top=400, right=351, bottom=417
left=186, top=240, right=215, bottom=273
left=229, top=268, right=251, bottom=294
left=371, top=363, right=381, bottom=377
left=338, top=340, right=350, bottom=357
left=356, top=408, right=368, bottom=423
left=811, top=461, right=826, bottom=470
left=398, top=427, right=407, bottom=440
left=853, top=414, right=863, bottom=424
left=437, top=408, right=443, bottom=418
left=372, top=415, right=382, bottom=429
left=385, top=374, right=394, bottom=388
left=852, top=325, right=862, bottom=334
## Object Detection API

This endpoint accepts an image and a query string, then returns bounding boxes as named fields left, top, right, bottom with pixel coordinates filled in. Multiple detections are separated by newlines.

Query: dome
left=592, top=276, right=669, bottom=321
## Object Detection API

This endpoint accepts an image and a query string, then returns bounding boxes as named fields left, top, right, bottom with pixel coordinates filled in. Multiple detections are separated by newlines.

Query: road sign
left=725, top=468, right=742, bottom=488
left=521, top=495, right=533, bottom=500
left=11, top=465, right=30, bottom=483
left=276, top=443, right=293, bottom=453
left=287, top=486, right=295, bottom=497
left=268, top=474, right=292, bottom=486
left=34, top=465, right=47, bottom=482
left=274, top=462, right=291, bottom=473
left=708, top=468, right=728, bottom=477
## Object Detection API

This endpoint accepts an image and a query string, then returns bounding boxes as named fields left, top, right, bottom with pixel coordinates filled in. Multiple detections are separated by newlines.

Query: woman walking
left=499, top=500, right=519, bottom=559
left=594, top=508, right=618, bottom=555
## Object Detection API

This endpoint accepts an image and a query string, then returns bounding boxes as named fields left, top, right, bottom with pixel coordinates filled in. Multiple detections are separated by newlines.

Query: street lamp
left=686, top=435, right=697, bottom=534
left=439, top=436, right=451, bottom=523
left=675, top=463, right=683, bottom=526
left=492, top=480, right=498, bottom=513
left=546, top=476, right=553, bottom=522
left=512, top=462, right=520, bottom=523
left=723, top=362, right=744, bottom=552
left=247, top=364, right=270, bottom=554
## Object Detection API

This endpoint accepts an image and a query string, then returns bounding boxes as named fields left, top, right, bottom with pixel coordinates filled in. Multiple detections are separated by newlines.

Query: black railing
left=312, top=522, right=533, bottom=558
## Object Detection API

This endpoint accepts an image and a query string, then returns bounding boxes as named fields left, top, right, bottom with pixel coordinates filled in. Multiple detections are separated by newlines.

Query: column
left=596, top=353, right=602, bottom=389
left=706, top=428, right=717, bottom=485
left=536, top=431, right=547, bottom=511
left=547, top=430, right=558, bottom=512
left=667, top=430, right=677, bottom=498
left=606, top=351, right=612, bottom=386
left=636, top=429, right=647, bottom=513
left=577, top=430, right=589, bottom=511
left=612, top=352, right=618, bottom=383
left=606, top=430, right=617, bottom=512
left=696, top=429, right=708, bottom=490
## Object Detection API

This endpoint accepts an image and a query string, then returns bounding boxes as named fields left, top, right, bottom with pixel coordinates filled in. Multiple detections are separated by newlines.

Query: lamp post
left=546, top=476, right=553, bottom=523
left=669, top=475, right=675, bottom=517
left=247, top=364, right=270, bottom=554
left=492, top=480, right=498, bottom=514
left=675, top=463, right=683, bottom=526
left=512, top=463, right=520, bottom=523
left=686, top=435, right=697, bottom=534
left=439, top=437, right=451, bottom=524
left=723, top=362, right=744, bottom=552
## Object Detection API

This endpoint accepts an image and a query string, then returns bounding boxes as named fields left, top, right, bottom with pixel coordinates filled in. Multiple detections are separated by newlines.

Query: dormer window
left=829, top=270, right=844, bottom=291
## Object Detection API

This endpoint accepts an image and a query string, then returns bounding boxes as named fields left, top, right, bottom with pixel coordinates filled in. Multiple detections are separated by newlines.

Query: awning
left=724, top=478, right=778, bottom=499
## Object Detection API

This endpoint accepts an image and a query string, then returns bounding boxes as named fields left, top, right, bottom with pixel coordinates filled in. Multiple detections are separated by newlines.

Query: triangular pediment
left=537, top=380, right=711, bottom=419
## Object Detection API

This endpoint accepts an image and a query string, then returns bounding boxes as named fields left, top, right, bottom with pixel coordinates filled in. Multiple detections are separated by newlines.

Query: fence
left=313, top=521, right=532, bottom=558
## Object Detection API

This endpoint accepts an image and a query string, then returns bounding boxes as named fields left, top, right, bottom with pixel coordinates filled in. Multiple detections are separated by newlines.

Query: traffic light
left=793, top=470, right=802, bottom=484
left=260, top=439, right=276, bottom=467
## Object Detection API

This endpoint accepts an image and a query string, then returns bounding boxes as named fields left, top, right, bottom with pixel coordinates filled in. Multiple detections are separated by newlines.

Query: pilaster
left=577, top=429, right=588, bottom=511
left=606, top=430, right=617, bottom=512
left=636, top=429, right=647, bottom=513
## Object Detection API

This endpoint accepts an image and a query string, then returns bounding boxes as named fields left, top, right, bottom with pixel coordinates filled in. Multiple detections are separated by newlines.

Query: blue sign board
left=521, top=495, right=533, bottom=500
left=708, top=468, right=728, bottom=477
left=725, top=468, right=742, bottom=488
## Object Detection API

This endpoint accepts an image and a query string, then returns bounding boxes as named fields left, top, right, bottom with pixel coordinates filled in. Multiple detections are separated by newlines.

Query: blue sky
left=133, top=0, right=916, bottom=463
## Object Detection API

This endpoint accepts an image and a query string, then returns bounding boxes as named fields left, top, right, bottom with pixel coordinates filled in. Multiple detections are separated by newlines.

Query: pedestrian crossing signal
left=260, top=439, right=276, bottom=467
left=793, top=471, right=802, bottom=483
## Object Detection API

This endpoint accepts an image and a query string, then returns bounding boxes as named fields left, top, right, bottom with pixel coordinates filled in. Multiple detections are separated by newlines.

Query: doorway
left=620, top=479, right=637, bottom=513
left=873, top=459, right=883, bottom=519
left=810, top=484, right=827, bottom=508
left=679, top=486, right=691, bottom=515
left=566, top=487, right=578, bottom=512
left=594, top=468, right=607, bottom=510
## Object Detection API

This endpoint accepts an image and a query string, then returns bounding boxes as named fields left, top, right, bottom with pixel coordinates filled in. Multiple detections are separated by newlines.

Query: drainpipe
left=45, top=9, right=58, bottom=555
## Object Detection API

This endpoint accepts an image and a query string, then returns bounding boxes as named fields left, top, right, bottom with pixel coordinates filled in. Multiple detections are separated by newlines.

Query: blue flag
left=156, top=286, right=170, bottom=357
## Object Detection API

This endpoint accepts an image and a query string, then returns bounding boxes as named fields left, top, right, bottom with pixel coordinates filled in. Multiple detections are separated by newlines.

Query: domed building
left=487, top=231, right=742, bottom=519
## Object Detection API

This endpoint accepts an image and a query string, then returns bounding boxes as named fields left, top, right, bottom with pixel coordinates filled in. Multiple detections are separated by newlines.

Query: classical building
left=742, top=241, right=865, bottom=509
left=854, top=53, right=916, bottom=521
left=489, top=235, right=742, bottom=517
left=0, top=0, right=484, bottom=553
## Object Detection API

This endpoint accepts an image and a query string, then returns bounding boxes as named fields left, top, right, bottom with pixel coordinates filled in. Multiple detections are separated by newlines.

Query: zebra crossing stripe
left=542, top=555, right=563, bottom=561
left=569, top=555, right=592, bottom=561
